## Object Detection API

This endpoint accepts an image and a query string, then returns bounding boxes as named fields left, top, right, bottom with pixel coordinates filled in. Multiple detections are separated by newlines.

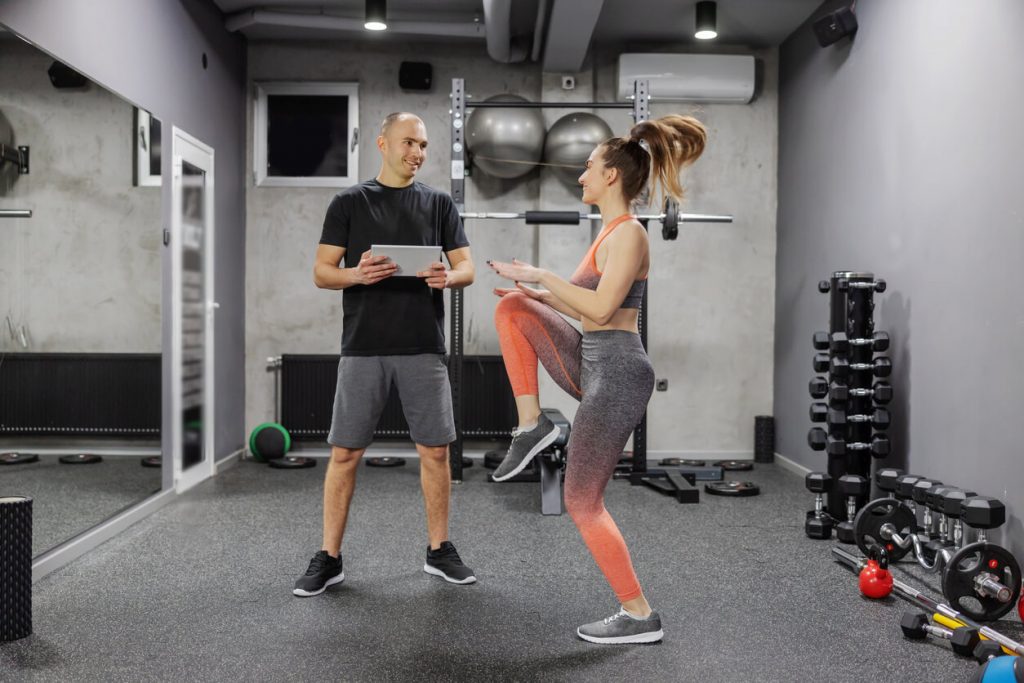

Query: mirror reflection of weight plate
left=705, top=481, right=760, bottom=497
left=0, top=452, right=39, bottom=465
left=366, top=457, right=406, bottom=468
left=713, top=460, right=754, bottom=471
left=141, top=456, right=162, bottom=468
left=59, top=453, right=103, bottom=465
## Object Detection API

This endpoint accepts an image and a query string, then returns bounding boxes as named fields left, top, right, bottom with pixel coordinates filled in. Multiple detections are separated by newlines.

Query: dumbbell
left=876, top=468, right=904, bottom=499
left=804, top=472, right=833, bottom=540
left=900, top=611, right=981, bottom=656
left=911, top=478, right=943, bottom=543
left=809, top=376, right=828, bottom=399
left=973, top=641, right=1004, bottom=665
left=818, top=279, right=886, bottom=293
left=812, top=331, right=830, bottom=350
left=831, top=331, right=890, bottom=354
left=807, top=428, right=890, bottom=457
left=924, top=485, right=960, bottom=558
left=836, top=474, right=869, bottom=543
left=825, top=381, right=893, bottom=406
left=824, top=407, right=891, bottom=430
left=829, top=356, right=893, bottom=378
left=961, top=497, right=1006, bottom=545
left=938, top=488, right=978, bottom=548
left=894, top=474, right=922, bottom=530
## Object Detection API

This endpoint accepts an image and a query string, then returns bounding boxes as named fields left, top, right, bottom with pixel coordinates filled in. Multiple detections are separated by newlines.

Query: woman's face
left=579, top=146, right=610, bottom=205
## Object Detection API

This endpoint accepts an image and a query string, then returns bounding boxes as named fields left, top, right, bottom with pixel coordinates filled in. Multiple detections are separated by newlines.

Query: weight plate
left=0, top=452, right=39, bottom=465
left=942, top=542, right=1022, bottom=622
left=853, top=498, right=917, bottom=562
left=705, top=481, right=760, bottom=497
left=59, top=453, right=103, bottom=465
left=659, top=458, right=707, bottom=467
left=140, top=456, right=162, bottom=468
left=713, top=460, right=754, bottom=471
left=366, top=456, right=406, bottom=468
left=483, top=449, right=505, bottom=470
left=268, top=456, right=316, bottom=470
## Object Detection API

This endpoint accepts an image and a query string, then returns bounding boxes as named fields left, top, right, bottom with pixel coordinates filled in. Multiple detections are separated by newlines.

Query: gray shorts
left=327, top=354, right=456, bottom=449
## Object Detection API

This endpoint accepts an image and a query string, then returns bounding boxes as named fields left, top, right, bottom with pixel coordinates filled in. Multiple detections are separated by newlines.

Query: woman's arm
left=489, top=223, right=647, bottom=325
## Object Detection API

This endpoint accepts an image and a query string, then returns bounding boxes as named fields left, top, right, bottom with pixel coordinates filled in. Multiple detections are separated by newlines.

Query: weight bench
left=488, top=408, right=571, bottom=515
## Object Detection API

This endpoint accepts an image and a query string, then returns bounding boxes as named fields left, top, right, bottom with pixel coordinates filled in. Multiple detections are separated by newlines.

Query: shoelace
left=603, top=610, right=629, bottom=625
left=305, top=554, right=333, bottom=576
left=432, top=544, right=462, bottom=563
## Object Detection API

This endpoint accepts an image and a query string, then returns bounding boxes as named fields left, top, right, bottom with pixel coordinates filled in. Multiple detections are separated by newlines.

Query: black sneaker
left=423, top=541, right=476, bottom=584
left=293, top=550, right=344, bottom=597
left=491, top=412, right=561, bottom=482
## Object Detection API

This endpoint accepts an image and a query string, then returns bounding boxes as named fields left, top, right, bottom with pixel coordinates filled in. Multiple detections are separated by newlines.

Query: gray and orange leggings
left=494, top=292, right=655, bottom=603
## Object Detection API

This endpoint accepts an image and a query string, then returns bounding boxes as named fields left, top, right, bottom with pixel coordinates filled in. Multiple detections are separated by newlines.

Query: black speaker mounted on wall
left=813, top=7, right=858, bottom=47
left=399, top=61, right=432, bottom=91
left=47, top=61, right=89, bottom=89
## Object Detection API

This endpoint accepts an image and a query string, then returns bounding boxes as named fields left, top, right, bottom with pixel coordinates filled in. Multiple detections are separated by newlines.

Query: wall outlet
left=561, top=75, right=575, bottom=90
left=656, top=379, right=668, bottom=391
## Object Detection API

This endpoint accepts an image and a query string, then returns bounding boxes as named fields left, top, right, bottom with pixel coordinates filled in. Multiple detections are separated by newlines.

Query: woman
left=488, top=115, right=706, bottom=644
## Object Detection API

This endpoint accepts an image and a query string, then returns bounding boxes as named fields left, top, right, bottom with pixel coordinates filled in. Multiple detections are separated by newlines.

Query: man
left=294, top=112, right=475, bottom=597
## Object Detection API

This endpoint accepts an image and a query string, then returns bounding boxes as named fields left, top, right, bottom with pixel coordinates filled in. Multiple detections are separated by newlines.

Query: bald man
left=295, top=113, right=476, bottom=597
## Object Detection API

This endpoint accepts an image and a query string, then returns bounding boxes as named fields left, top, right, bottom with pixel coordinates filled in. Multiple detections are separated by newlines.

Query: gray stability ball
left=466, top=94, right=545, bottom=179
left=543, top=112, right=614, bottom=185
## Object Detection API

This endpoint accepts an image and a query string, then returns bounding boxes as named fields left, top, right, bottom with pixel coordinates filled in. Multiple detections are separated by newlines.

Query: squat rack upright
left=447, top=79, right=732, bottom=502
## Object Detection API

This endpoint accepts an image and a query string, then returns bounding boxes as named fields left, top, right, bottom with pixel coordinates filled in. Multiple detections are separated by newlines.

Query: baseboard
left=772, top=451, right=812, bottom=477
left=32, top=488, right=176, bottom=582
left=645, top=450, right=753, bottom=461
left=215, top=447, right=245, bottom=474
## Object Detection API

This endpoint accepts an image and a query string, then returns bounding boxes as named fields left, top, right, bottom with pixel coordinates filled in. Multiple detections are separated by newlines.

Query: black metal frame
left=448, top=78, right=697, bottom=502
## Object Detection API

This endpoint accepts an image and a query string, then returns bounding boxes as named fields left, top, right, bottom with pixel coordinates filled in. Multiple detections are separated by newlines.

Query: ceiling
left=212, top=0, right=824, bottom=70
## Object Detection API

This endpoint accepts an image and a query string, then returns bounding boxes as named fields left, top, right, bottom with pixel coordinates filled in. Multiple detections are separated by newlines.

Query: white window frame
left=134, top=108, right=161, bottom=187
left=253, top=81, right=360, bottom=188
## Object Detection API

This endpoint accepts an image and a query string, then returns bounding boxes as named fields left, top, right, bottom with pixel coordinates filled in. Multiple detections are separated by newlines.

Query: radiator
left=0, top=353, right=161, bottom=437
left=279, top=354, right=517, bottom=441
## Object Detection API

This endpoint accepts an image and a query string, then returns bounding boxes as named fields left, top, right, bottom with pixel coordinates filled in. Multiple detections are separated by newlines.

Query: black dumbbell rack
left=810, top=271, right=890, bottom=520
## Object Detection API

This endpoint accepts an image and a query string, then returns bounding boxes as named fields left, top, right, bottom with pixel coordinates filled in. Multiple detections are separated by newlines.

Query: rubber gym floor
left=2, top=457, right=1019, bottom=682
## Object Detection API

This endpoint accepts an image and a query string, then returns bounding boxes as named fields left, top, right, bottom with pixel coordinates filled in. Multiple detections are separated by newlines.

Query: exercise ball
left=466, top=94, right=545, bottom=179
left=543, top=112, right=614, bottom=185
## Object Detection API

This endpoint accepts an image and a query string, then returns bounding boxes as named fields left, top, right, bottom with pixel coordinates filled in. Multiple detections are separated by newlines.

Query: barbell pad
left=932, top=613, right=1016, bottom=656
left=524, top=211, right=581, bottom=225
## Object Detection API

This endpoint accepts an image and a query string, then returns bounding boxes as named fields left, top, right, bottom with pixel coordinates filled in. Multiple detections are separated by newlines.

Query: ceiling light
left=695, top=1, right=717, bottom=40
left=365, top=0, right=387, bottom=31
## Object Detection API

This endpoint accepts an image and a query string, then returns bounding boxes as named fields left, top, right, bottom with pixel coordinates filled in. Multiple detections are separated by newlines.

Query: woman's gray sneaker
left=576, top=609, right=664, bottom=644
left=491, top=413, right=561, bottom=482
left=293, top=550, right=344, bottom=597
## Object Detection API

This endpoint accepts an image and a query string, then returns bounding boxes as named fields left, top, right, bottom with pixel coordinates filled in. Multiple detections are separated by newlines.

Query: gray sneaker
left=577, top=609, right=664, bottom=644
left=491, top=413, right=561, bottom=482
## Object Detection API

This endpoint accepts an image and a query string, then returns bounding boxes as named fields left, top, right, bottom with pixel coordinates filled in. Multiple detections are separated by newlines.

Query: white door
left=171, top=127, right=216, bottom=493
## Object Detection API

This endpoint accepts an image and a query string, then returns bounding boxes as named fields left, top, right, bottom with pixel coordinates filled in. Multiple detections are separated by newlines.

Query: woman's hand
left=493, top=283, right=550, bottom=303
left=487, top=258, right=545, bottom=284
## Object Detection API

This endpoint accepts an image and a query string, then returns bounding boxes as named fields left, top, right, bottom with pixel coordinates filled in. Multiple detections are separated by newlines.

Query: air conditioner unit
left=617, top=53, right=755, bottom=104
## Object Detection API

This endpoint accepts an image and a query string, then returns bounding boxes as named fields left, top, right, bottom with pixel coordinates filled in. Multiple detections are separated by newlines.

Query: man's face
left=379, top=117, right=428, bottom=180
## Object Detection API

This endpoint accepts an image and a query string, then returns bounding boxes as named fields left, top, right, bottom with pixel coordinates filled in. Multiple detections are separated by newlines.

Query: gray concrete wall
left=245, top=41, right=778, bottom=457
left=776, top=0, right=1024, bottom=551
left=0, top=0, right=247, bottom=467
left=0, top=39, right=161, bottom=352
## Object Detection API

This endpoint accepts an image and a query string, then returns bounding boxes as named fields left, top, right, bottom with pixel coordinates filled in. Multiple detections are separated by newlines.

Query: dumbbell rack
left=810, top=271, right=890, bottom=521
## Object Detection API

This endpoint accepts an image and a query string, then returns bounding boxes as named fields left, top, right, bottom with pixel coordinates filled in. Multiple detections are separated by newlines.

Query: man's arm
left=313, top=244, right=397, bottom=290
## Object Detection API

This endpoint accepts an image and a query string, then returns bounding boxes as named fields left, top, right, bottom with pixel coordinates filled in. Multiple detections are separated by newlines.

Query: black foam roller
left=0, top=496, right=32, bottom=641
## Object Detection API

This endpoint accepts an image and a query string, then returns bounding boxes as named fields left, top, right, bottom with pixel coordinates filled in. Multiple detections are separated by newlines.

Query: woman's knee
left=564, top=491, right=603, bottom=524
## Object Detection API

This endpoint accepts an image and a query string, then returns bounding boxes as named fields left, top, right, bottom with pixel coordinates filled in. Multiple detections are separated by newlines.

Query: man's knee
left=416, top=444, right=449, bottom=464
left=329, top=446, right=365, bottom=467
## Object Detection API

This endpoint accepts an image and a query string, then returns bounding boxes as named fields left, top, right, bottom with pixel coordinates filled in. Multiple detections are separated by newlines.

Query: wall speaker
left=47, top=61, right=89, bottom=89
left=813, top=7, right=858, bottom=47
left=399, top=62, right=432, bottom=91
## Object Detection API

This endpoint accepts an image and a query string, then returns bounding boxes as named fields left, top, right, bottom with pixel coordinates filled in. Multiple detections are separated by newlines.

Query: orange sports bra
left=568, top=214, right=647, bottom=309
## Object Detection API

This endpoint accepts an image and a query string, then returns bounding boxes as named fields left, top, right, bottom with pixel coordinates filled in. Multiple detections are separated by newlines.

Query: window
left=253, top=81, right=360, bottom=188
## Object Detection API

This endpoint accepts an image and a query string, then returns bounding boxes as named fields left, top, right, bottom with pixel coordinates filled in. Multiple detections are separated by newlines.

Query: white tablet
left=371, top=244, right=442, bottom=277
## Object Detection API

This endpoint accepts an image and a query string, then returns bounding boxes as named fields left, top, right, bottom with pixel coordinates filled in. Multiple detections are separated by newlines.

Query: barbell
left=460, top=198, right=732, bottom=240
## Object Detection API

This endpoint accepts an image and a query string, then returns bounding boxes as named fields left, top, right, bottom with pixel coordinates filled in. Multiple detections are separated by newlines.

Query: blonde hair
left=600, top=115, right=707, bottom=204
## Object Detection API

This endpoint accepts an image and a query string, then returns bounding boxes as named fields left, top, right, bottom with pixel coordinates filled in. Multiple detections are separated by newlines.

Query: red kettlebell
left=859, top=545, right=893, bottom=599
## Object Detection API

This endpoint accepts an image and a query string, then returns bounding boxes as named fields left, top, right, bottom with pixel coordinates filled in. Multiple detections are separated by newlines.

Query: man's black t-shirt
left=320, top=179, right=469, bottom=356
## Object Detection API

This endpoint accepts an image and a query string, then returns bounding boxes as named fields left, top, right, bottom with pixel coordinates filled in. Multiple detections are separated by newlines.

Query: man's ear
left=376, top=135, right=386, bottom=152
